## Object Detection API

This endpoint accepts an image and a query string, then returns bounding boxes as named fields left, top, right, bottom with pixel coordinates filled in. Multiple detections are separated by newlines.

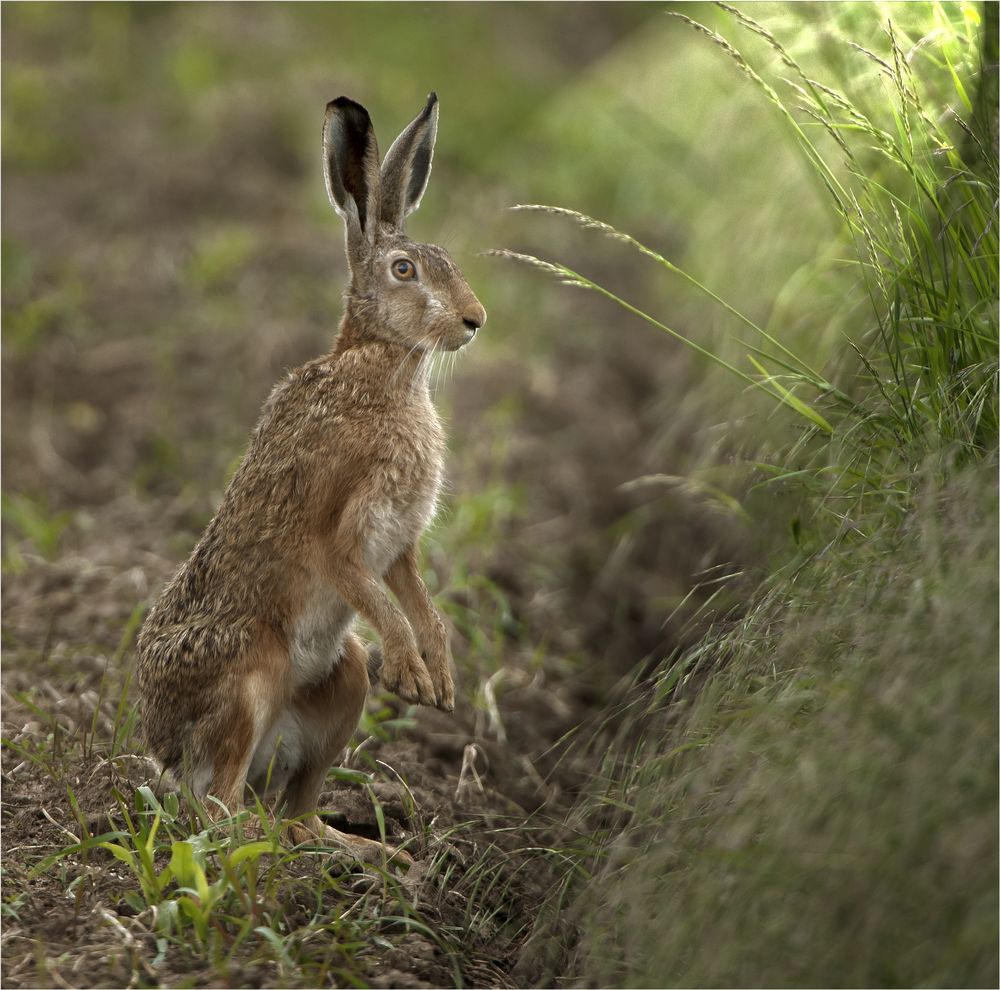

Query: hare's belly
left=289, top=583, right=354, bottom=688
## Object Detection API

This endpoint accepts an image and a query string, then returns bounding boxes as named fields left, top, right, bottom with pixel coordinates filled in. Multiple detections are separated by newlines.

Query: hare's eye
left=391, top=258, right=417, bottom=281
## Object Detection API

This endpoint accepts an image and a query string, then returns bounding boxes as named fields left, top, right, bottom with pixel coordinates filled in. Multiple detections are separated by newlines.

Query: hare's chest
left=362, top=461, right=442, bottom=576
left=359, top=406, right=444, bottom=575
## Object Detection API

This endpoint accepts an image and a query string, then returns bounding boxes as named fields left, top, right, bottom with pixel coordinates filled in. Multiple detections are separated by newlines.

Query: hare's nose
left=462, top=303, right=487, bottom=333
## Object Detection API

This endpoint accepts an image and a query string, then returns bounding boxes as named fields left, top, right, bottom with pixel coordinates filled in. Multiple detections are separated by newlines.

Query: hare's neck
left=331, top=334, right=432, bottom=396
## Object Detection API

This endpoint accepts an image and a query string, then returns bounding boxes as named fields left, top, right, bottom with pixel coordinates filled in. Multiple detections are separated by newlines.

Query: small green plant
left=2, top=492, right=74, bottom=569
left=27, top=779, right=434, bottom=982
left=357, top=701, right=418, bottom=752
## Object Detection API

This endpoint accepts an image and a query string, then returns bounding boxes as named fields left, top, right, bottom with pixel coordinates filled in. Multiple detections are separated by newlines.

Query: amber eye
left=391, top=258, right=417, bottom=281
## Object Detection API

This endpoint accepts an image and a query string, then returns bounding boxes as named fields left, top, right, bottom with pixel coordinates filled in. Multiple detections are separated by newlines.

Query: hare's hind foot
left=286, top=816, right=414, bottom=867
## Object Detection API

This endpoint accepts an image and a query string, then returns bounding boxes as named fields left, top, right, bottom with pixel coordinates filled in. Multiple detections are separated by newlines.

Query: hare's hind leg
left=283, top=634, right=413, bottom=864
left=191, top=631, right=289, bottom=825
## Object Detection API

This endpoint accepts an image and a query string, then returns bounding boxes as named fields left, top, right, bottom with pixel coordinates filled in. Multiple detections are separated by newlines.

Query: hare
left=136, top=93, right=485, bottom=862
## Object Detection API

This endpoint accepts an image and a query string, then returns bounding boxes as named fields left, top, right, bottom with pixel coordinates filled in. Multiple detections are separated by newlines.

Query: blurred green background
left=2, top=0, right=739, bottom=675
left=7, top=0, right=981, bottom=667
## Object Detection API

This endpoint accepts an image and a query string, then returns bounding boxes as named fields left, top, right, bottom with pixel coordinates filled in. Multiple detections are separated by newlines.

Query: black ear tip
left=426, top=91, right=439, bottom=108
left=327, top=95, right=371, bottom=119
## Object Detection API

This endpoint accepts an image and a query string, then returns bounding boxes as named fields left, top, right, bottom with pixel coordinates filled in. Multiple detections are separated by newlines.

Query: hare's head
left=324, top=94, right=486, bottom=353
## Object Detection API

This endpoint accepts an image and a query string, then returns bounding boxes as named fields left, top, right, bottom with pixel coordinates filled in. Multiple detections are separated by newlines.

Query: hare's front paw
left=381, top=642, right=436, bottom=707
left=428, top=662, right=455, bottom=713
left=422, top=634, right=455, bottom=713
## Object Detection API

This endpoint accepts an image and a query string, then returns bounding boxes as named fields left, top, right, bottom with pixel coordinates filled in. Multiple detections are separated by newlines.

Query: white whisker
left=419, top=347, right=434, bottom=386
left=431, top=350, right=445, bottom=396
left=392, top=334, right=433, bottom=387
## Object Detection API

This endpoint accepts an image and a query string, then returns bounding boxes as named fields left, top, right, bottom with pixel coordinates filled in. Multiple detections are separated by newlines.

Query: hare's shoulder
left=231, top=358, right=359, bottom=485
left=256, top=357, right=347, bottom=430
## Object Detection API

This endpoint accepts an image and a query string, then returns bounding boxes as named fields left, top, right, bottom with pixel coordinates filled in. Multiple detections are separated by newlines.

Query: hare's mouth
left=430, top=326, right=476, bottom=352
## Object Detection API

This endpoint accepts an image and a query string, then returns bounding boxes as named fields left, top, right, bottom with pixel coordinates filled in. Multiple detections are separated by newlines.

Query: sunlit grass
left=500, top=2, right=997, bottom=534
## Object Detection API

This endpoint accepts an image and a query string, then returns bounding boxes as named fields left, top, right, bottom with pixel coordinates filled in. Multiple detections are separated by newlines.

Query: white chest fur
left=362, top=485, right=439, bottom=575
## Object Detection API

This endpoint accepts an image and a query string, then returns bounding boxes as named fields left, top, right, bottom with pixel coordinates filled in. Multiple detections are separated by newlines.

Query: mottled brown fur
left=136, top=93, right=484, bottom=861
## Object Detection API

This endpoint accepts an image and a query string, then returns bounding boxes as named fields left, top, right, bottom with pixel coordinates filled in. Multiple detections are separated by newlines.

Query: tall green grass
left=505, top=4, right=998, bottom=985
left=556, top=464, right=998, bottom=988
left=498, top=2, right=996, bottom=534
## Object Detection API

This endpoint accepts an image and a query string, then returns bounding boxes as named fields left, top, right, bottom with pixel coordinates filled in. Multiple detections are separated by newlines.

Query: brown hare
left=136, top=93, right=485, bottom=862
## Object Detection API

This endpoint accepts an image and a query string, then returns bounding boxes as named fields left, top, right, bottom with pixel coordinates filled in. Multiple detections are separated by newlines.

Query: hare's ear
left=323, top=97, right=381, bottom=254
left=379, top=92, right=439, bottom=230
